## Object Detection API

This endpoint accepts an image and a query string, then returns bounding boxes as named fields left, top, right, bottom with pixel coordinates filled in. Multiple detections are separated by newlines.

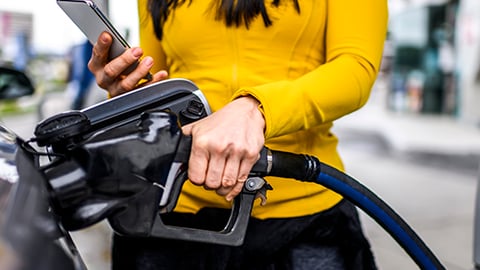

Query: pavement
left=2, top=79, right=480, bottom=269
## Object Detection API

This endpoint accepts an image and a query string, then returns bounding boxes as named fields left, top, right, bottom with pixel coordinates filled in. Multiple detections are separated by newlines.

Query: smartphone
left=57, top=0, right=152, bottom=80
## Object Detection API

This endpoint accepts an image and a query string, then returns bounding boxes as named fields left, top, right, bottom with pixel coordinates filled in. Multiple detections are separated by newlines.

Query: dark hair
left=147, top=0, right=300, bottom=39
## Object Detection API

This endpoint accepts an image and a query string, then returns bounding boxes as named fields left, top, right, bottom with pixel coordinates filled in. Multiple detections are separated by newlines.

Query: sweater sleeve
left=232, top=0, right=388, bottom=140
left=137, top=0, right=167, bottom=73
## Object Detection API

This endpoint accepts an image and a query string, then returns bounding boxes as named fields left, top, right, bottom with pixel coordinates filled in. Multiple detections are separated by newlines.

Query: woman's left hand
left=182, top=96, right=265, bottom=201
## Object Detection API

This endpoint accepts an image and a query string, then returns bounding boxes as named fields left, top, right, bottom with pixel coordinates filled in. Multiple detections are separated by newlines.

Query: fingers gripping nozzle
left=34, top=79, right=274, bottom=247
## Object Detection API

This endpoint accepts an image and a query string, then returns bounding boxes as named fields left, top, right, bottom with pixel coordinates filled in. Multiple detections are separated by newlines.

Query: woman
left=89, top=0, right=388, bottom=269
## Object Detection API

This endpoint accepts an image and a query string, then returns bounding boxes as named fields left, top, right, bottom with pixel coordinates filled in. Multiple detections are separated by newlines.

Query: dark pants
left=112, top=199, right=377, bottom=270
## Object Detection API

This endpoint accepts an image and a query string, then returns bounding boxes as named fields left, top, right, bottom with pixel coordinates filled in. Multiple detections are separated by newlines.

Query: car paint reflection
left=0, top=124, right=19, bottom=184
left=0, top=124, right=20, bottom=269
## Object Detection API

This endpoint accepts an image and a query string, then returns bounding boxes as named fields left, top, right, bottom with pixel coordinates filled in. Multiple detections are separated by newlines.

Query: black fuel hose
left=252, top=148, right=446, bottom=270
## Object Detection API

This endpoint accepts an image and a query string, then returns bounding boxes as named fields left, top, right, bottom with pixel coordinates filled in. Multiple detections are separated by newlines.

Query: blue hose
left=256, top=148, right=446, bottom=269
left=314, top=162, right=445, bottom=270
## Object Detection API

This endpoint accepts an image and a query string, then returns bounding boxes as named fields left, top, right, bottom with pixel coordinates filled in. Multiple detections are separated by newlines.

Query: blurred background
left=1, top=0, right=480, bottom=269
left=0, top=0, right=138, bottom=115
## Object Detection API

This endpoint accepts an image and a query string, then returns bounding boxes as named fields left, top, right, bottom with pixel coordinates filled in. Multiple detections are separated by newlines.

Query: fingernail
left=132, top=47, right=143, bottom=58
left=143, top=56, right=153, bottom=67
left=101, top=33, right=109, bottom=43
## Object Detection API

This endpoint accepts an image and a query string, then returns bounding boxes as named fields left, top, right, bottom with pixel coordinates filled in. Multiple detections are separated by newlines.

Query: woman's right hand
left=88, top=32, right=169, bottom=97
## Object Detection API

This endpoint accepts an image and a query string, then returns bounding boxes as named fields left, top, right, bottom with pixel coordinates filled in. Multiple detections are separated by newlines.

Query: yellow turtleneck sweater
left=137, top=0, right=388, bottom=219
